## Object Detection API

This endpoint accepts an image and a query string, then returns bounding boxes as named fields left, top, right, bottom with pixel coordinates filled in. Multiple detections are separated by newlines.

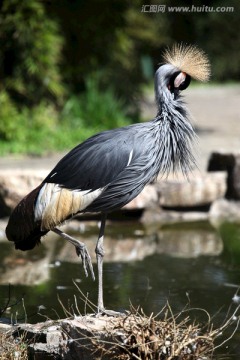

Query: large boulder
left=0, top=168, right=228, bottom=218
left=209, top=198, right=240, bottom=224
left=0, top=169, right=48, bottom=217
left=124, top=184, right=158, bottom=210
left=208, top=151, right=240, bottom=199
left=0, top=169, right=159, bottom=217
left=157, top=171, right=227, bottom=208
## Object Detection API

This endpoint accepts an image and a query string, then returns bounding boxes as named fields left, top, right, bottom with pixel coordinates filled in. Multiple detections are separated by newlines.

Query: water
left=1, top=219, right=240, bottom=358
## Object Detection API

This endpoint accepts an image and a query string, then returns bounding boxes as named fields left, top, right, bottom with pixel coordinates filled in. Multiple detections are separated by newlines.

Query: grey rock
left=157, top=171, right=227, bottom=208
left=141, top=206, right=209, bottom=225
left=0, top=169, right=48, bottom=217
left=0, top=167, right=229, bottom=222
left=208, top=151, right=240, bottom=199
left=0, top=169, right=158, bottom=216
left=124, top=184, right=158, bottom=209
left=209, top=198, right=240, bottom=224
left=16, top=316, right=126, bottom=359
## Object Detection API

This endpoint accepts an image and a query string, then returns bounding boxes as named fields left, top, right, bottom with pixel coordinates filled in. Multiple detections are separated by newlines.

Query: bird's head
left=155, top=44, right=210, bottom=107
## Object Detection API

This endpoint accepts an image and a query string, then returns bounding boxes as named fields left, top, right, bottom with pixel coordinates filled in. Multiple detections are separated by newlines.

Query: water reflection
left=0, top=220, right=240, bottom=358
left=0, top=220, right=223, bottom=285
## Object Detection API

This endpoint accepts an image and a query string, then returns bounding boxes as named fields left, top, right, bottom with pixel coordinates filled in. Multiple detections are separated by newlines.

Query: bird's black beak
left=173, top=88, right=179, bottom=100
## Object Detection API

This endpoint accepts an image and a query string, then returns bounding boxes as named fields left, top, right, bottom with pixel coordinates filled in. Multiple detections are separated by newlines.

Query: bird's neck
left=152, top=98, right=196, bottom=176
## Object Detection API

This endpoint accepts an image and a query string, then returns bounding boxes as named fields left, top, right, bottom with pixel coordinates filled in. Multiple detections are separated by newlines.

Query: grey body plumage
left=46, top=113, right=195, bottom=214
left=6, top=44, right=210, bottom=313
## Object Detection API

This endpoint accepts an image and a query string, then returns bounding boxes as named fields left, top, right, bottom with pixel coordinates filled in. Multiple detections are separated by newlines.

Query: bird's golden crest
left=163, top=43, right=210, bottom=82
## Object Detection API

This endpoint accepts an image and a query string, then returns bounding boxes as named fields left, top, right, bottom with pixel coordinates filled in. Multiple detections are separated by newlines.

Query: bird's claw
left=52, top=228, right=95, bottom=281
left=96, top=308, right=125, bottom=317
left=75, top=244, right=95, bottom=281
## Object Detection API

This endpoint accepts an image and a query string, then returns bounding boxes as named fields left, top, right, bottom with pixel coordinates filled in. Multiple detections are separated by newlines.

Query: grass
left=0, top=289, right=28, bottom=360
left=0, top=75, right=132, bottom=156
left=0, top=331, right=28, bottom=360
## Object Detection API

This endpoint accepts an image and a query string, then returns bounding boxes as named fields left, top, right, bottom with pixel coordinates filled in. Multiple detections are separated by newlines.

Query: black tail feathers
left=5, top=186, right=48, bottom=251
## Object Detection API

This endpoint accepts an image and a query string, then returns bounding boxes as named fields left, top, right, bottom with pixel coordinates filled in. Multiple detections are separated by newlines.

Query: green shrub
left=61, top=74, right=130, bottom=132
left=0, top=75, right=131, bottom=155
left=0, top=91, right=58, bottom=154
left=0, top=91, right=26, bottom=141
left=0, top=0, right=64, bottom=107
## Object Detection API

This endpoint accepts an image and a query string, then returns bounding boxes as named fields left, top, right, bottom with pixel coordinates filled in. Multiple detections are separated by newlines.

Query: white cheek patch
left=174, top=72, right=186, bottom=88
left=34, top=183, right=103, bottom=230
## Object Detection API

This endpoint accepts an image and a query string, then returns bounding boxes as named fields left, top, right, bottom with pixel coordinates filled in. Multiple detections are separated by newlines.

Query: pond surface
left=1, top=219, right=240, bottom=359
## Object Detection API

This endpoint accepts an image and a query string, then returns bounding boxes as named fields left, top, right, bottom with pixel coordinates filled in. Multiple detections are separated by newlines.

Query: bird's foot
left=53, top=228, right=95, bottom=280
left=75, top=243, right=95, bottom=281
left=96, top=307, right=125, bottom=317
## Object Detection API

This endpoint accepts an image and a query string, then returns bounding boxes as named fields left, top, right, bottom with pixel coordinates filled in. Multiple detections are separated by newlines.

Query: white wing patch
left=127, top=149, right=133, bottom=167
left=34, top=183, right=103, bottom=230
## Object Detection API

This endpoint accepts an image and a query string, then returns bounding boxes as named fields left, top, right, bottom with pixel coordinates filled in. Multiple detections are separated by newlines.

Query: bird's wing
left=44, top=125, right=139, bottom=192
left=36, top=123, right=155, bottom=228
left=86, top=135, right=156, bottom=213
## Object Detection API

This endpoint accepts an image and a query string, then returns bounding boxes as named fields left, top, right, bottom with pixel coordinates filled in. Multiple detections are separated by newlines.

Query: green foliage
left=0, top=96, right=59, bottom=154
left=0, top=0, right=64, bottom=107
left=61, top=74, right=130, bottom=131
left=0, top=91, right=24, bottom=141
left=44, top=0, right=169, bottom=111
left=0, top=0, right=239, bottom=156
left=162, top=0, right=240, bottom=82
left=198, top=0, right=240, bottom=81
left=0, top=74, right=131, bottom=155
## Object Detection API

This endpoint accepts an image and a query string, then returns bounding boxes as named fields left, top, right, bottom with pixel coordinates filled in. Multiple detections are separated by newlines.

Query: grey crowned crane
left=6, top=44, right=210, bottom=313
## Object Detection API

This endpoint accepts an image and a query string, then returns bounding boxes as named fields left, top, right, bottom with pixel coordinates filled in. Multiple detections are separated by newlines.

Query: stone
left=17, top=321, right=68, bottom=359
left=141, top=206, right=209, bottom=225
left=13, top=311, right=217, bottom=360
left=157, top=171, right=227, bottom=208
left=0, top=170, right=158, bottom=217
left=123, top=184, right=158, bottom=209
left=209, top=198, right=240, bottom=224
left=15, top=316, right=126, bottom=360
left=0, top=169, right=48, bottom=217
left=0, top=219, right=8, bottom=241
left=208, top=151, right=240, bottom=199
left=0, top=322, right=12, bottom=332
left=0, top=166, right=227, bottom=218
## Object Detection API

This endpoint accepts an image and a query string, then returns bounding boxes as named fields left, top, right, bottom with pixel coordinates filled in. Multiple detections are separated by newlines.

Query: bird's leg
left=95, top=215, right=125, bottom=317
left=52, top=228, right=95, bottom=281
left=95, top=213, right=107, bottom=313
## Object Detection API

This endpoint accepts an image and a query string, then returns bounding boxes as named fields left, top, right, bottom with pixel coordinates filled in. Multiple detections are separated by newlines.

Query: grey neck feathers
left=153, top=84, right=197, bottom=176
